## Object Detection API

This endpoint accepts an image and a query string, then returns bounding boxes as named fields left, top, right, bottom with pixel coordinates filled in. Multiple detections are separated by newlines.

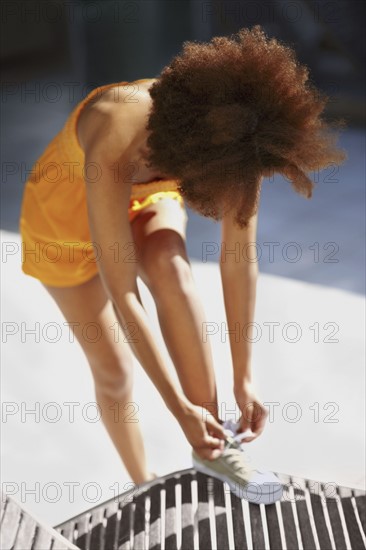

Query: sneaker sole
left=192, top=458, right=283, bottom=505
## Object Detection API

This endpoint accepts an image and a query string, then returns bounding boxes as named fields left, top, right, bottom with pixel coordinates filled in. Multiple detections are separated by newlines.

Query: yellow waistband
left=130, top=179, right=181, bottom=199
left=130, top=191, right=183, bottom=211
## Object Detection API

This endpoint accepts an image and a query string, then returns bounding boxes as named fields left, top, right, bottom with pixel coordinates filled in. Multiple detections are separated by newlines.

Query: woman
left=19, top=26, right=346, bottom=501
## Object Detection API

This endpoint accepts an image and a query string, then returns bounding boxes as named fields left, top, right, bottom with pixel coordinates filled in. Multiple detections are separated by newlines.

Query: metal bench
left=53, top=468, right=366, bottom=550
left=2, top=469, right=365, bottom=549
left=0, top=492, right=79, bottom=550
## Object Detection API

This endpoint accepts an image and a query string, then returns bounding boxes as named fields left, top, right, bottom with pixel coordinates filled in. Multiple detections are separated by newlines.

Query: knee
left=90, top=357, right=133, bottom=399
left=141, top=232, right=193, bottom=293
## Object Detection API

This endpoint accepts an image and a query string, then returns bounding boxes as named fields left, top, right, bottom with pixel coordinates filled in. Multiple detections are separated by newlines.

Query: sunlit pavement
left=1, top=73, right=365, bottom=526
left=2, top=229, right=365, bottom=525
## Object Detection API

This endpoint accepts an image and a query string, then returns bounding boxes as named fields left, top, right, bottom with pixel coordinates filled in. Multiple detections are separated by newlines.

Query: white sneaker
left=192, top=419, right=284, bottom=505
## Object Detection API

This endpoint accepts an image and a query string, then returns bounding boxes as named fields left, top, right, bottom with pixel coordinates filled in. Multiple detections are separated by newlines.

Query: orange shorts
left=20, top=189, right=186, bottom=288
left=19, top=79, right=187, bottom=288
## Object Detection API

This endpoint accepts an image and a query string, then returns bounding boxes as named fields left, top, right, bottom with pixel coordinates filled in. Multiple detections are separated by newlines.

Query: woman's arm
left=84, top=142, right=189, bottom=417
left=81, top=114, right=226, bottom=457
left=220, top=209, right=268, bottom=440
left=219, top=210, right=259, bottom=386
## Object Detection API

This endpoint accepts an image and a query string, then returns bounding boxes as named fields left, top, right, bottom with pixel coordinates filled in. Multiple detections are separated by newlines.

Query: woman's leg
left=42, top=274, right=154, bottom=484
left=131, top=198, right=221, bottom=421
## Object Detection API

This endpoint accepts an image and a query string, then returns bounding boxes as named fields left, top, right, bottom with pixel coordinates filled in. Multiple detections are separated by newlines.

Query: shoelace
left=223, top=448, right=254, bottom=478
left=222, top=425, right=280, bottom=479
left=222, top=436, right=254, bottom=477
left=225, top=435, right=271, bottom=477
left=224, top=431, right=251, bottom=451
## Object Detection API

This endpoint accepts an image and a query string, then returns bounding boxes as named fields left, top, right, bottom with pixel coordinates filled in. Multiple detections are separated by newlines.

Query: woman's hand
left=177, top=404, right=227, bottom=460
left=234, top=381, right=269, bottom=442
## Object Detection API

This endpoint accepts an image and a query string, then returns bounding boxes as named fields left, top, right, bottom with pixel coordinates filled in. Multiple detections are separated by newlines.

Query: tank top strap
left=60, top=79, right=152, bottom=160
left=74, top=78, right=154, bottom=121
left=72, top=81, right=126, bottom=122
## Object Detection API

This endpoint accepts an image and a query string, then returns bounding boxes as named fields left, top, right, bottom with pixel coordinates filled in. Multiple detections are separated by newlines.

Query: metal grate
left=54, top=468, right=366, bottom=550
left=0, top=492, right=79, bottom=550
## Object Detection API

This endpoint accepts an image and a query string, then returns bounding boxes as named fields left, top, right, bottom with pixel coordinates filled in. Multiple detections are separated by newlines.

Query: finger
left=204, top=435, right=225, bottom=449
left=245, top=402, right=260, bottom=425
left=196, top=447, right=223, bottom=461
left=243, top=402, right=266, bottom=426
left=233, top=430, right=253, bottom=444
left=236, top=428, right=255, bottom=440
left=241, top=423, right=266, bottom=443
left=251, top=421, right=266, bottom=437
left=237, top=416, right=250, bottom=434
left=251, top=411, right=268, bottom=434
left=205, top=416, right=227, bottom=439
left=240, top=435, right=256, bottom=443
left=238, top=409, right=256, bottom=432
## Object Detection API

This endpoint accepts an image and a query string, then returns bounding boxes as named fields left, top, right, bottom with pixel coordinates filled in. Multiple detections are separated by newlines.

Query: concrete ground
left=1, top=73, right=365, bottom=526
left=1, top=232, right=365, bottom=526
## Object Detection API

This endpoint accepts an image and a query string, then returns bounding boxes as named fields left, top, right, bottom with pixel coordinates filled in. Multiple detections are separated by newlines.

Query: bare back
left=77, top=79, right=163, bottom=183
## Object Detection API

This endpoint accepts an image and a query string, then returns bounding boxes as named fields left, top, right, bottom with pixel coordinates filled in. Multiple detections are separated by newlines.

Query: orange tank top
left=49, top=78, right=180, bottom=198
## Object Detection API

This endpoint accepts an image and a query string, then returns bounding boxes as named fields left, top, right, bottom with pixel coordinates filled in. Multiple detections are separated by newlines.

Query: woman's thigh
left=130, top=196, right=190, bottom=286
left=131, top=195, right=188, bottom=242
left=42, top=274, right=135, bottom=393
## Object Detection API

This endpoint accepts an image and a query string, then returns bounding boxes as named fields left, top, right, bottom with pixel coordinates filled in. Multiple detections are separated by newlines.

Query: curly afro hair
left=145, top=25, right=347, bottom=228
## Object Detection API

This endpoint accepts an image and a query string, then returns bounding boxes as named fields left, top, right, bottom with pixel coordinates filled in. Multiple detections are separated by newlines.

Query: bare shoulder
left=101, top=78, right=157, bottom=106
left=77, top=79, right=156, bottom=160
